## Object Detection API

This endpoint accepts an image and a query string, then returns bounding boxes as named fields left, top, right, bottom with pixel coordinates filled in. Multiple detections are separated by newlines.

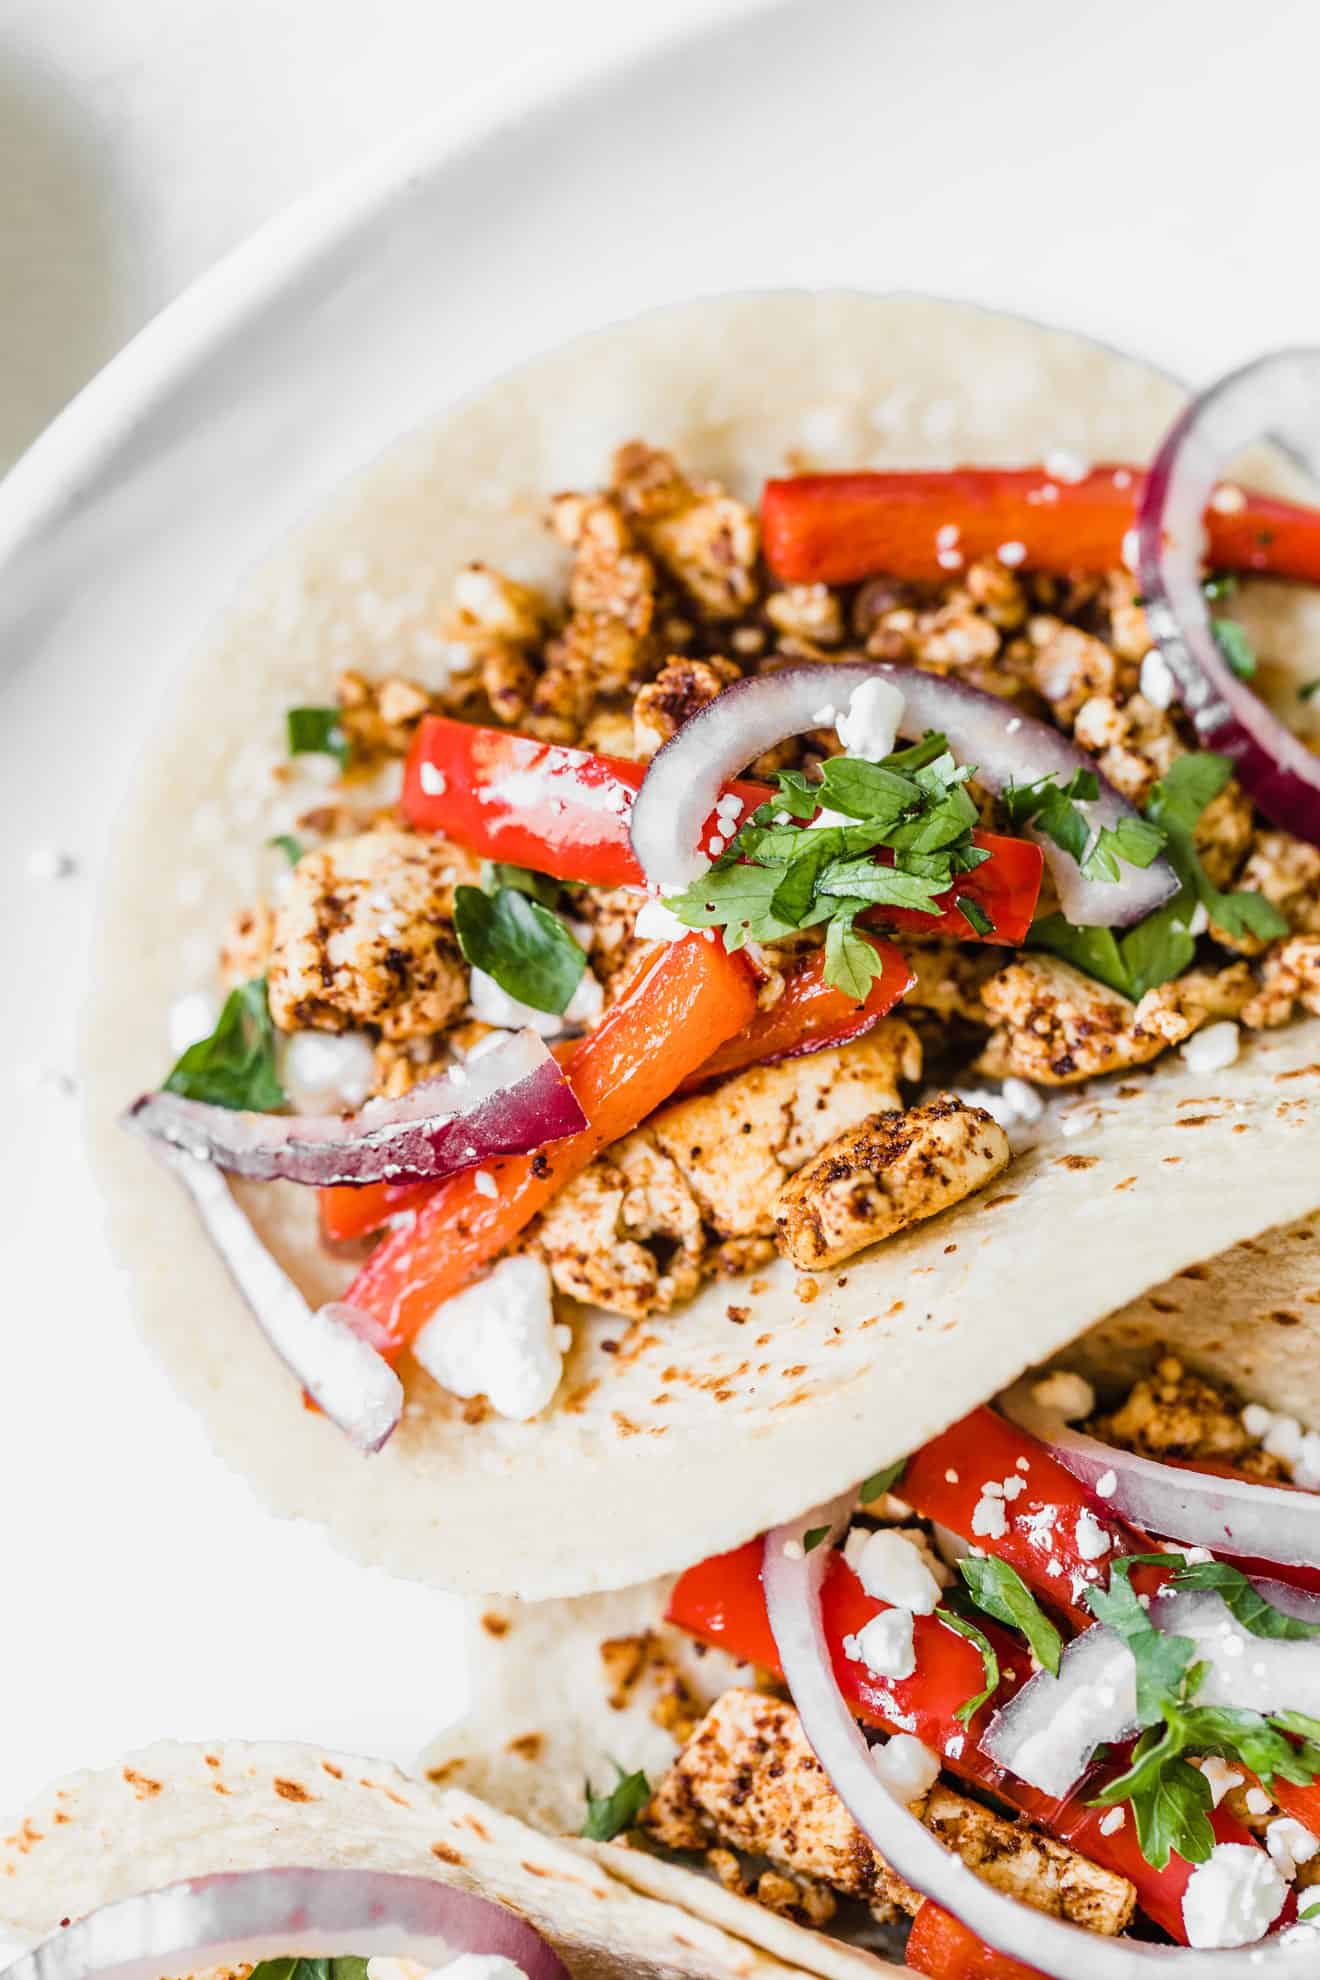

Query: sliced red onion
left=157, top=1147, right=402, bottom=1451
left=1152, top=1591, right=1320, bottom=1716
left=126, top=1029, right=585, bottom=1187
left=4, top=1867, right=568, bottom=1980
left=1137, top=350, right=1320, bottom=847
left=980, top=1623, right=1138, bottom=1799
left=629, top=663, right=1177, bottom=926
left=763, top=1499, right=1313, bottom=1975
left=1002, top=1382, right=1320, bottom=1572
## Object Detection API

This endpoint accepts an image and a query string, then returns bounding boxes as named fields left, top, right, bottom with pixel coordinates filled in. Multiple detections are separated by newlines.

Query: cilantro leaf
left=859, top=1458, right=907, bottom=1501
left=163, top=978, right=284, bottom=1112
left=582, top=1765, right=651, bottom=1841
left=1147, top=757, right=1289, bottom=947
left=816, top=755, right=922, bottom=823
left=267, top=833, right=304, bottom=866
left=485, top=861, right=562, bottom=907
left=250, top=1959, right=370, bottom=1980
left=286, top=706, right=350, bottom=769
left=1168, top=1560, right=1320, bottom=1641
left=1028, top=915, right=1136, bottom=997
left=1213, top=618, right=1257, bottom=680
left=959, top=1559, right=1063, bottom=1677
left=803, top=1525, right=832, bottom=1553
left=1080, top=815, right=1167, bottom=884
left=670, top=862, right=804, bottom=948
left=453, top=885, right=586, bottom=1015
left=1084, top=1575, right=1198, bottom=1726
left=1128, top=1754, right=1216, bottom=1871
left=936, top=1608, right=1001, bottom=1723
left=956, top=895, right=995, bottom=937
left=824, top=913, right=893, bottom=1000
left=816, top=859, right=952, bottom=915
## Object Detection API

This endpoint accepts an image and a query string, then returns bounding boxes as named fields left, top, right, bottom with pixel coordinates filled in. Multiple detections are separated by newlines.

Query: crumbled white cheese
left=469, top=964, right=603, bottom=1038
left=843, top=1527, right=942, bottom=1615
left=634, top=897, right=691, bottom=944
left=437, top=1960, right=536, bottom=1980
left=1121, top=528, right=1141, bottom=573
left=1245, top=1786, right=1273, bottom=1817
left=997, top=540, right=1028, bottom=568
left=413, top=1255, right=564, bottom=1420
left=1139, top=647, right=1177, bottom=710
left=1181, top=1843, right=1287, bottom=1948
left=1075, top=1509, right=1112, bottom=1562
left=1095, top=1469, right=1118, bottom=1499
left=843, top=1609, right=916, bottom=1681
left=366, top=1960, right=428, bottom=1980
left=1099, top=1807, right=1126, bottom=1835
left=168, top=989, right=220, bottom=1055
left=1045, top=448, right=1089, bottom=484
left=1211, top=483, right=1247, bottom=515
left=835, top=678, right=905, bottom=762
left=1199, top=1756, right=1246, bottom=1807
left=1187, top=901, right=1210, bottom=936
left=280, top=1029, right=377, bottom=1113
left=971, top=1487, right=1009, bottom=1540
left=418, top=761, right=447, bottom=796
left=1266, top=1817, right=1319, bottom=1881
left=871, top=1733, right=940, bottom=1804
left=1032, top=1371, right=1096, bottom=1422
left=1181, top=1021, right=1241, bottom=1074
left=472, top=1169, right=498, bottom=1200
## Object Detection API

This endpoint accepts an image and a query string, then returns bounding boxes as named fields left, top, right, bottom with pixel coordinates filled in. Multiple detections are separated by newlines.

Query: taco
left=85, top=291, right=1320, bottom=1597
left=422, top=1209, right=1320, bottom=1973
left=0, top=1738, right=876, bottom=1978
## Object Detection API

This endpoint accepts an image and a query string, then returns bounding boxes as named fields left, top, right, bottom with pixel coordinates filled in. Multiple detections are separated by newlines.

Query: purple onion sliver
left=4, top=1867, right=570, bottom=1980
left=125, top=1028, right=586, bottom=1186
left=629, top=662, right=1178, bottom=927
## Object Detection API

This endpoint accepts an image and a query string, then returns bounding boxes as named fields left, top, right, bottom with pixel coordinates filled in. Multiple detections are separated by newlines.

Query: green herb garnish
left=936, top=1607, right=1002, bottom=1723
left=859, top=1458, right=908, bottom=1502
left=250, top=1958, right=370, bottom=1980
left=1161, top=1557, right=1320, bottom=1641
left=1003, top=767, right=1167, bottom=885
left=1213, top=619, right=1257, bottom=680
left=485, top=861, right=563, bottom=906
left=453, top=884, right=586, bottom=1016
left=803, top=1525, right=832, bottom=1553
left=268, top=833, right=304, bottom=866
left=958, top=1558, right=1063, bottom=1678
left=286, top=706, right=350, bottom=769
left=582, top=1764, right=652, bottom=1841
left=162, top=978, right=284, bottom=1112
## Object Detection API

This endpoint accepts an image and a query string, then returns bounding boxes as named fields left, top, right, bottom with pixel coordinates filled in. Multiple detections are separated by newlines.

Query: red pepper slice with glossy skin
left=679, top=938, right=915, bottom=1091
left=667, top=1539, right=1202, bottom=1941
left=900, top=1407, right=1150, bottom=1632
left=761, top=467, right=1320, bottom=587
left=403, top=717, right=1041, bottom=944
left=342, top=934, right=758, bottom=1351
left=906, top=1901, right=1045, bottom=1980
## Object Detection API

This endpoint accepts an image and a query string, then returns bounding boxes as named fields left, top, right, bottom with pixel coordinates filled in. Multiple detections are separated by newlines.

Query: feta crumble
left=634, top=897, right=691, bottom=944
left=1139, top=647, right=1177, bottom=710
left=1181, top=1020, right=1241, bottom=1074
left=1181, top=1843, right=1286, bottom=1948
left=971, top=1487, right=1009, bottom=1541
left=843, top=1609, right=916, bottom=1681
left=835, top=678, right=905, bottom=761
left=843, top=1527, right=942, bottom=1614
left=1075, top=1509, right=1112, bottom=1562
left=418, top=762, right=447, bottom=796
left=280, top=1029, right=377, bottom=1113
left=168, top=989, right=220, bottom=1056
left=469, top=964, right=603, bottom=1037
left=997, top=540, right=1028, bottom=568
left=1266, top=1817, right=1319, bottom=1881
left=413, top=1254, right=564, bottom=1421
left=1031, top=1371, right=1096, bottom=1422
left=871, top=1733, right=940, bottom=1804
left=1199, top=1756, right=1245, bottom=1807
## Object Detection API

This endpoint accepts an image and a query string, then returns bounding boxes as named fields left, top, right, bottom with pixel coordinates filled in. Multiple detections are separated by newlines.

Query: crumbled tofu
left=533, top=1131, right=706, bottom=1321
left=642, top=1690, right=1135, bottom=1934
left=977, top=954, right=1199, bottom=1086
left=612, top=442, right=759, bottom=620
left=267, top=830, right=475, bottom=1040
left=632, top=655, right=739, bottom=759
left=773, top=1094, right=1010, bottom=1270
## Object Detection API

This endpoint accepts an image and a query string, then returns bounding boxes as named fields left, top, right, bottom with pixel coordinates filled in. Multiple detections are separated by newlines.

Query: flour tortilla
left=0, top=1740, right=892, bottom=1979
left=81, top=290, right=1320, bottom=1599
left=419, top=1208, right=1320, bottom=1971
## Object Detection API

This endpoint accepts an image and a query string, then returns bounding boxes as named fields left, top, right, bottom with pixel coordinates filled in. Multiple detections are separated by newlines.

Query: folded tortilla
left=81, top=290, right=1320, bottom=1599
left=0, top=1739, right=888, bottom=1978
left=418, top=1207, right=1320, bottom=1971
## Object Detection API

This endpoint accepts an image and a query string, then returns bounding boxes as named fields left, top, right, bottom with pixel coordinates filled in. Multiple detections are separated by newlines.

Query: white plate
left=2, top=0, right=1319, bottom=1819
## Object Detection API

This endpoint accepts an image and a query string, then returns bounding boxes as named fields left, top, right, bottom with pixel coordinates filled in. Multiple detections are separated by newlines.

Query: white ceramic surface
left=2, top=0, right=1319, bottom=1824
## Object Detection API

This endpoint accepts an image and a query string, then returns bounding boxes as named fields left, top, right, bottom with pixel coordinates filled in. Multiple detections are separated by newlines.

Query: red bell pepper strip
left=342, top=934, right=757, bottom=1351
left=906, top=1902, right=1045, bottom=1980
left=761, top=467, right=1320, bottom=587
left=667, top=1538, right=1206, bottom=1942
left=679, top=938, right=915, bottom=1091
left=403, top=717, right=1041, bottom=944
left=320, top=1175, right=431, bottom=1244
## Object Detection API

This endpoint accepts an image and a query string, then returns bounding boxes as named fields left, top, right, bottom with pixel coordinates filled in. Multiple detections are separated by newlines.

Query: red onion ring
left=157, top=1147, right=402, bottom=1451
left=3, top=1867, right=568, bottom=1980
left=1137, top=350, right=1320, bottom=847
left=126, top=1030, right=585, bottom=1186
left=629, top=663, right=1178, bottom=926
left=1001, top=1382, right=1320, bottom=1572
left=763, top=1501, right=1312, bottom=1974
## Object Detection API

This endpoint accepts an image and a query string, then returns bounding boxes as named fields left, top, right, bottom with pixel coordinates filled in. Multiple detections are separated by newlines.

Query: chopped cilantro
left=249, top=1958, right=369, bottom=1980
left=859, top=1458, right=907, bottom=1501
left=267, top=833, right=304, bottom=866
left=1201, top=573, right=1238, bottom=603
left=1031, top=750, right=1286, bottom=998
left=485, top=861, right=563, bottom=906
left=162, top=978, right=284, bottom=1112
left=956, top=895, right=995, bottom=936
left=1003, top=766, right=1168, bottom=885
left=668, top=733, right=990, bottom=994
left=803, top=1525, right=832, bottom=1553
left=1300, top=680, right=1320, bottom=703
left=1162, top=1557, right=1320, bottom=1641
left=936, top=1607, right=1002, bottom=1723
left=286, top=705, right=350, bottom=769
left=958, top=1559, right=1063, bottom=1678
left=582, top=1764, right=651, bottom=1841
left=1213, top=618, right=1257, bottom=680
left=453, top=885, right=586, bottom=1016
